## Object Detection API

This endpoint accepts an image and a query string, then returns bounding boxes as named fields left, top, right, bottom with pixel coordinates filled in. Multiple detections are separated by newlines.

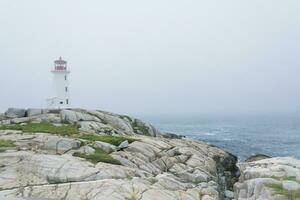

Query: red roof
left=54, top=56, right=67, bottom=64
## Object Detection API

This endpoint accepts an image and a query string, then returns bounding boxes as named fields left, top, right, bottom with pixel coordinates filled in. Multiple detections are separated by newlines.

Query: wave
left=200, top=132, right=216, bottom=136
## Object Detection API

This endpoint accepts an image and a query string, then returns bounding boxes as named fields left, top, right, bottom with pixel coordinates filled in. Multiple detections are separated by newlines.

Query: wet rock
left=161, top=132, right=184, bottom=139
left=245, top=154, right=271, bottom=162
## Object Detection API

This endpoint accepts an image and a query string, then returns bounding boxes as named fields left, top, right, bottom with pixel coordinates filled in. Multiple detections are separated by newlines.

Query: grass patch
left=78, top=134, right=137, bottom=146
left=73, top=148, right=121, bottom=165
left=0, top=123, right=79, bottom=136
left=267, top=183, right=300, bottom=200
left=272, top=176, right=300, bottom=184
left=0, top=139, right=15, bottom=147
left=119, top=115, right=133, bottom=122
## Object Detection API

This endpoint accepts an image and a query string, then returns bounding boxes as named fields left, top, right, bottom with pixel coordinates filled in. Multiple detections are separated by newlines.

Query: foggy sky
left=0, top=0, right=300, bottom=115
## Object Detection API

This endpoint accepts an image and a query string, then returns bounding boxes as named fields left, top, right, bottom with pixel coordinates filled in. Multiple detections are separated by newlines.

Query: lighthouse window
left=66, top=99, right=69, bottom=105
left=60, top=101, right=63, bottom=104
left=65, top=87, right=68, bottom=92
left=64, top=75, right=67, bottom=80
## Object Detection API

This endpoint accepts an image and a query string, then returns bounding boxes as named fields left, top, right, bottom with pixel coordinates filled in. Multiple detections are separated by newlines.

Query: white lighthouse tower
left=47, top=57, right=70, bottom=108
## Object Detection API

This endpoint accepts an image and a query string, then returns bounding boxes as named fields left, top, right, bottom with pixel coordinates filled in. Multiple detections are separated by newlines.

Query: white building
left=47, top=57, right=70, bottom=108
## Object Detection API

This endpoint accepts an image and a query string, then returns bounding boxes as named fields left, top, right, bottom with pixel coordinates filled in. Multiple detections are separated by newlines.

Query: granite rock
left=4, top=108, right=26, bottom=118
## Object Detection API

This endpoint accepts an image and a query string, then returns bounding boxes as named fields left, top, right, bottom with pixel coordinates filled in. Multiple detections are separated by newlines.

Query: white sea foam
left=201, top=132, right=216, bottom=136
left=222, top=138, right=232, bottom=141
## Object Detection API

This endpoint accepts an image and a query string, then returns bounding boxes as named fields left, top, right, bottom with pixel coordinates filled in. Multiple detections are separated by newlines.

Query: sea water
left=142, top=113, right=300, bottom=161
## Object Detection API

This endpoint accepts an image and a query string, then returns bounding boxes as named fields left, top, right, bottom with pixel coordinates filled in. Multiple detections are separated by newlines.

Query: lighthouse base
left=46, top=97, right=70, bottom=109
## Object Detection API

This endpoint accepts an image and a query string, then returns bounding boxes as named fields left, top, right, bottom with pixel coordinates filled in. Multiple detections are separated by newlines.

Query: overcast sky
left=0, top=0, right=299, bottom=115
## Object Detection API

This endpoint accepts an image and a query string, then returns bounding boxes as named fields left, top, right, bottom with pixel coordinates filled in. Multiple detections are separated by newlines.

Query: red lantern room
left=54, top=56, right=67, bottom=71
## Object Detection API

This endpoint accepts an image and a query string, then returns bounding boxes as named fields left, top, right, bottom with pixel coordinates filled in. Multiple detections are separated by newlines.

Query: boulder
left=0, top=119, right=11, bottom=125
left=94, top=141, right=116, bottom=153
left=76, top=145, right=95, bottom=155
left=161, top=132, right=183, bottom=139
left=11, top=117, right=31, bottom=124
left=61, top=110, right=100, bottom=123
left=225, top=190, right=234, bottom=198
left=125, top=141, right=159, bottom=159
left=87, top=110, right=135, bottom=135
left=26, top=109, right=43, bottom=117
left=4, top=108, right=26, bottom=118
left=35, top=135, right=81, bottom=154
left=132, top=119, right=159, bottom=136
left=154, top=173, right=193, bottom=190
left=94, top=162, right=143, bottom=180
left=31, top=113, right=61, bottom=123
left=245, top=154, right=271, bottom=162
left=78, top=121, right=117, bottom=134
left=183, top=170, right=209, bottom=183
left=117, top=140, right=129, bottom=150
left=23, top=154, right=99, bottom=183
left=0, top=114, right=5, bottom=120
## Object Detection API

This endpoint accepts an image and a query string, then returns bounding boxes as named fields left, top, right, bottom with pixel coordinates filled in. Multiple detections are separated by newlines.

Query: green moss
left=129, top=194, right=137, bottom=200
left=78, top=134, right=137, bottom=146
left=266, top=183, right=300, bottom=200
left=148, top=177, right=158, bottom=184
left=0, top=123, right=79, bottom=136
left=119, top=115, right=133, bottom=122
left=73, top=148, right=121, bottom=165
left=131, top=119, right=151, bottom=136
left=0, top=139, right=15, bottom=147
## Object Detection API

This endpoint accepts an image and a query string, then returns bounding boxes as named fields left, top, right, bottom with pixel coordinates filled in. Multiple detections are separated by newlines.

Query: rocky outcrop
left=234, top=157, right=300, bottom=200
left=0, top=108, right=161, bottom=137
left=245, top=154, right=271, bottom=162
left=1, top=108, right=298, bottom=200
left=0, top=108, right=239, bottom=200
left=0, top=131, right=238, bottom=200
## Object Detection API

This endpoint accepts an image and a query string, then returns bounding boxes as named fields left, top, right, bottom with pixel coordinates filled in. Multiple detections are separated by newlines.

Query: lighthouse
left=47, top=57, right=70, bottom=108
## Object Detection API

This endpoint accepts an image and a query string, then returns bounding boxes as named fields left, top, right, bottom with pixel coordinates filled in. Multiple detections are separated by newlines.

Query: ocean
left=141, top=113, right=300, bottom=161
